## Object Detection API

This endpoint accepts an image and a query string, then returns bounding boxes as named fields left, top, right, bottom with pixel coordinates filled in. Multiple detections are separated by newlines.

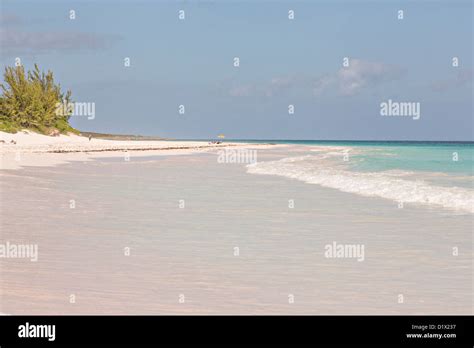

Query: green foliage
left=54, top=118, right=80, bottom=134
left=0, top=64, right=77, bottom=134
left=0, top=119, right=21, bottom=133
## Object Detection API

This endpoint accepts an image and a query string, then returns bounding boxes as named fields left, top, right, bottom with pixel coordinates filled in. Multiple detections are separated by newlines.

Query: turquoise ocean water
left=236, top=140, right=474, bottom=213
left=226, top=140, right=473, bottom=176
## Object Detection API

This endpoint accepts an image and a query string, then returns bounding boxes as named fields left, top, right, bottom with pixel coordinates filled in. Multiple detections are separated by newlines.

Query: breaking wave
left=246, top=155, right=474, bottom=214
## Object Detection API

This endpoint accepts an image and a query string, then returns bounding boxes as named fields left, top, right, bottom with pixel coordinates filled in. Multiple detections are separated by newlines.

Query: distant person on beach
left=88, top=135, right=92, bottom=141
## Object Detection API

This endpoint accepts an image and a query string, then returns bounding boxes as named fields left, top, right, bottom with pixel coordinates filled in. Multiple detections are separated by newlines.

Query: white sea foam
left=247, top=155, right=474, bottom=214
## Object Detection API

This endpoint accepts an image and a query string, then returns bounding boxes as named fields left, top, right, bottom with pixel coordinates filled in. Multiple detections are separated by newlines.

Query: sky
left=0, top=0, right=472, bottom=140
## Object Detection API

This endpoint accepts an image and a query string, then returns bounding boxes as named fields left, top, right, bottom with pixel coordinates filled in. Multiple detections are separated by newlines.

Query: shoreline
left=0, top=130, right=283, bottom=170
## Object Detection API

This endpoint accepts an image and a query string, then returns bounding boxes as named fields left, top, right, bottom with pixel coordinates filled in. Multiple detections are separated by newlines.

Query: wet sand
left=0, top=146, right=472, bottom=314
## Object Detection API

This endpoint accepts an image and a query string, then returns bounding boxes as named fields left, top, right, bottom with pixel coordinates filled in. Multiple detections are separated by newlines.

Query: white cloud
left=226, top=59, right=404, bottom=98
left=229, top=84, right=255, bottom=97
left=0, top=13, right=121, bottom=57
left=314, top=59, right=404, bottom=96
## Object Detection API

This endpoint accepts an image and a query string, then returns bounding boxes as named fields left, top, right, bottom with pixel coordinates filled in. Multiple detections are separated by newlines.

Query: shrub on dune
left=0, top=64, right=78, bottom=135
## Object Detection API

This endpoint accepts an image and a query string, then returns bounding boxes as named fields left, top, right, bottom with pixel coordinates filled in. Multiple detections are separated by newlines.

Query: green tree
left=0, top=64, right=77, bottom=134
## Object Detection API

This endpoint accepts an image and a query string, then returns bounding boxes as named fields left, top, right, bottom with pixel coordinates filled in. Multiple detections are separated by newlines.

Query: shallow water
left=0, top=146, right=472, bottom=314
